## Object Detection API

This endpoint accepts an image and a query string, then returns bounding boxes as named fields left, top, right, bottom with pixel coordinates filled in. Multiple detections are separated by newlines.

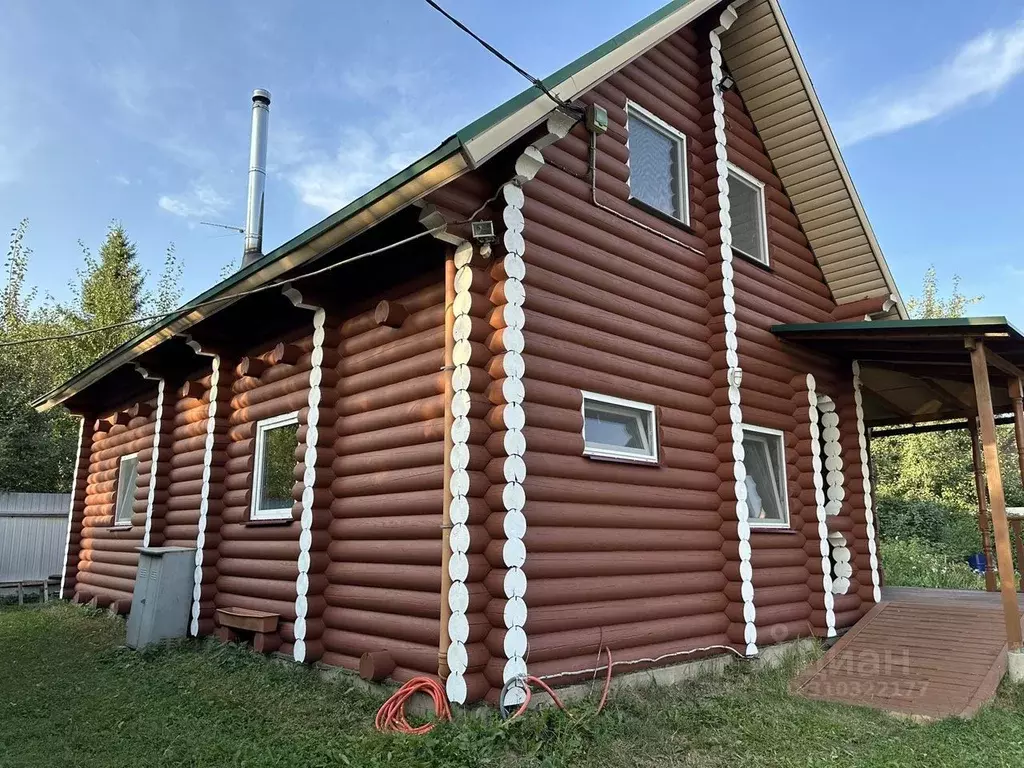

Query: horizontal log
left=513, top=571, right=727, bottom=607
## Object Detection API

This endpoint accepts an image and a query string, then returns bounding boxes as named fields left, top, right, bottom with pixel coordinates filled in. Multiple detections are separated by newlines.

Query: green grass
left=880, top=538, right=987, bottom=590
left=4, top=604, right=1024, bottom=767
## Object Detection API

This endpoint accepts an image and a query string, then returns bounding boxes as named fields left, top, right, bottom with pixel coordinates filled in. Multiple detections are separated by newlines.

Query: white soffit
left=722, top=0, right=906, bottom=316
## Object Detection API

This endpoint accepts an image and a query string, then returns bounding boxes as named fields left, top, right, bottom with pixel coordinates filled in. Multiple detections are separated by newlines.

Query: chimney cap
left=252, top=88, right=271, bottom=105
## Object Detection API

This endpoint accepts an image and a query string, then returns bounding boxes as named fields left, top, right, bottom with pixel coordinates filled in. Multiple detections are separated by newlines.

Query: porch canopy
left=773, top=315, right=1024, bottom=653
left=772, top=316, right=1024, bottom=428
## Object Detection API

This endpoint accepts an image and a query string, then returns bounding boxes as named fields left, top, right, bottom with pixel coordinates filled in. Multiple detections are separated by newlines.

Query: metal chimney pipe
left=242, top=88, right=271, bottom=266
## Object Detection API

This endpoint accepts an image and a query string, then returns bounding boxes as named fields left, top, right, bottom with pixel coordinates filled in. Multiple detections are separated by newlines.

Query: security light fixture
left=471, top=220, right=495, bottom=242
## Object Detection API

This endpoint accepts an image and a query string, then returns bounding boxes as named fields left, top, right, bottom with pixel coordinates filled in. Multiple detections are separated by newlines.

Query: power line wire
left=422, top=0, right=582, bottom=115
left=0, top=227, right=445, bottom=349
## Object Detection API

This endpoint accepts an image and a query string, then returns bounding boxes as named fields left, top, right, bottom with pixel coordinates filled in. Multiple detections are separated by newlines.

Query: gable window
left=742, top=425, right=789, bottom=527
left=728, top=163, right=769, bottom=265
left=581, top=391, right=658, bottom=464
left=626, top=102, right=689, bottom=224
left=251, top=412, right=300, bottom=521
left=113, top=453, right=139, bottom=526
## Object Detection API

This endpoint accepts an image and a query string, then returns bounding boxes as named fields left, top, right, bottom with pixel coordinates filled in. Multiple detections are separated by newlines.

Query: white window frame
left=626, top=100, right=690, bottom=226
left=250, top=411, right=300, bottom=521
left=113, top=453, right=139, bottom=526
left=581, top=391, right=659, bottom=465
left=726, top=162, right=770, bottom=266
left=741, top=424, right=790, bottom=528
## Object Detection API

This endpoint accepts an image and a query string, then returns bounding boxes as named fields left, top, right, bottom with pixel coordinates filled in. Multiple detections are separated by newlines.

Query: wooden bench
left=214, top=607, right=282, bottom=654
left=1, top=575, right=60, bottom=604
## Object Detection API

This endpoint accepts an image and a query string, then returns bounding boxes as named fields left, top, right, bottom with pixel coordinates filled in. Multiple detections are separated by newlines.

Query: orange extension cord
left=505, top=648, right=613, bottom=723
left=374, top=676, right=452, bottom=735
left=375, top=650, right=614, bottom=733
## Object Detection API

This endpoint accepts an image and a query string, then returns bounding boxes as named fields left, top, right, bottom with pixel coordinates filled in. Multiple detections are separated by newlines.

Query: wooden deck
left=791, top=588, right=1024, bottom=719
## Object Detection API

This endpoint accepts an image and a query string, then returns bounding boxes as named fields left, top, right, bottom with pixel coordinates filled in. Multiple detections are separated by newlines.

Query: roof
left=773, top=317, right=1024, bottom=426
left=36, top=0, right=904, bottom=411
left=774, top=316, right=1024, bottom=338
left=722, top=0, right=905, bottom=311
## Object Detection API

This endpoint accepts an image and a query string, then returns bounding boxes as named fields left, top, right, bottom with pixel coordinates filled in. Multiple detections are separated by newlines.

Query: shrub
left=876, top=496, right=981, bottom=559
left=880, top=538, right=986, bottom=590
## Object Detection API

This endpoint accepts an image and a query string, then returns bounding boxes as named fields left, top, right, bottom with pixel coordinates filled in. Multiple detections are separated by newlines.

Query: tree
left=0, top=221, right=78, bottom=491
left=905, top=266, right=981, bottom=320
left=0, top=220, right=184, bottom=492
left=62, top=222, right=147, bottom=369
left=154, top=243, right=184, bottom=315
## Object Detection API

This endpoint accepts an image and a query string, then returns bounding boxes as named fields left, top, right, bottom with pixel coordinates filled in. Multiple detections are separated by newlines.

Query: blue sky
left=2, top=0, right=1023, bottom=321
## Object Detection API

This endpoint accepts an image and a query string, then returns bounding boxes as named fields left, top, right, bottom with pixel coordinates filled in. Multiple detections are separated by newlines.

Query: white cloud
left=284, top=127, right=425, bottom=213
left=158, top=181, right=230, bottom=219
left=836, top=17, right=1024, bottom=145
left=276, top=65, right=462, bottom=214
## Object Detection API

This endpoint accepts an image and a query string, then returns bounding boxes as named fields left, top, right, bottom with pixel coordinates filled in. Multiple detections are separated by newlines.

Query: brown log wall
left=512, top=26, right=734, bottom=695
left=504, top=18, right=872, bottom=692
left=61, top=420, right=94, bottom=597
left=145, top=382, right=175, bottom=549
left=210, top=337, right=320, bottom=654
left=322, top=273, right=450, bottom=683
left=713, top=56, right=870, bottom=634
left=162, top=374, right=214, bottom=550
left=73, top=397, right=158, bottom=609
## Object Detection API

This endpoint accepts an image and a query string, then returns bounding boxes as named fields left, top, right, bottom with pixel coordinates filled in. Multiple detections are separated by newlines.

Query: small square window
left=627, top=102, right=689, bottom=223
left=728, top=164, right=769, bottom=265
left=114, top=454, right=139, bottom=526
left=251, top=412, right=300, bottom=521
left=742, top=425, right=789, bottom=527
left=581, top=392, right=658, bottom=464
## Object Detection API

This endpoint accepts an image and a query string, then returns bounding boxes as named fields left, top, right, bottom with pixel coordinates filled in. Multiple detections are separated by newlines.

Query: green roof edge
left=772, top=316, right=1022, bottom=336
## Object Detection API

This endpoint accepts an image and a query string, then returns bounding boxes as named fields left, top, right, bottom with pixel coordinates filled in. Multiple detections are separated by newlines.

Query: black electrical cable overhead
left=421, top=0, right=583, bottom=116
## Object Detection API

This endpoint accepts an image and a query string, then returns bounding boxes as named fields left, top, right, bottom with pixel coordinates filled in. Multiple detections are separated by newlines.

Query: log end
left=359, top=650, right=396, bottom=681
left=374, top=300, right=409, bottom=329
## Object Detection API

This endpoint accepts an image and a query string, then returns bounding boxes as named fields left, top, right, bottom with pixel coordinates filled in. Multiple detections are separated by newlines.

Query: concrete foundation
left=307, top=637, right=823, bottom=715
left=1008, top=649, right=1024, bottom=683
left=528, top=637, right=819, bottom=708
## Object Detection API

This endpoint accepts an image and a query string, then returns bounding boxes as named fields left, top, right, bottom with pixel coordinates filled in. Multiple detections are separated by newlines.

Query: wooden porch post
left=968, top=339, right=1022, bottom=650
left=968, top=421, right=998, bottom=592
left=1010, top=378, right=1024, bottom=595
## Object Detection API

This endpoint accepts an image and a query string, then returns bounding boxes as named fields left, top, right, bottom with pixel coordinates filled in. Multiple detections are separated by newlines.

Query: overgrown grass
left=4, top=603, right=1024, bottom=767
left=880, top=538, right=987, bottom=590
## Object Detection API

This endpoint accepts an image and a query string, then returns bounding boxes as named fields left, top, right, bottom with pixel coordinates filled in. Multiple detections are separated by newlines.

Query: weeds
left=3, top=603, right=1024, bottom=767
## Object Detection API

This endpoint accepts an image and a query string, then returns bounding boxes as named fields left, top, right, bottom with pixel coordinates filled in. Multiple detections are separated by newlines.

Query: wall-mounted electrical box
left=125, top=546, right=196, bottom=650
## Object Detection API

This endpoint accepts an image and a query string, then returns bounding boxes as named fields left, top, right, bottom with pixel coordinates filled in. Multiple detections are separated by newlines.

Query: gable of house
left=722, top=0, right=900, bottom=309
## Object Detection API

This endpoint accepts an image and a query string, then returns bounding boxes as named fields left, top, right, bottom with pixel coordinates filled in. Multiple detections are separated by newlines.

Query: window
left=581, top=392, right=658, bottom=464
left=251, top=412, right=300, bottom=521
left=113, top=453, right=139, bottom=526
left=742, top=425, right=789, bottom=527
left=626, top=102, right=689, bottom=224
left=728, top=163, right=769, bottom=265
